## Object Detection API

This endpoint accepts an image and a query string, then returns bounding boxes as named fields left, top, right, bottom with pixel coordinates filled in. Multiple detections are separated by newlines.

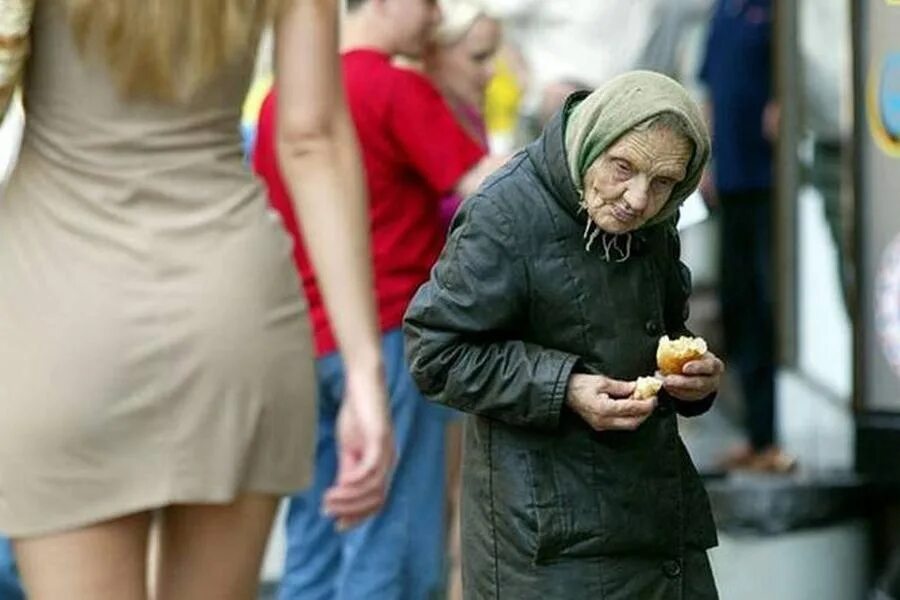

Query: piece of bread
left=634, top=376, right=662, bottom=399
left=656, top=335, right=708, bottom=375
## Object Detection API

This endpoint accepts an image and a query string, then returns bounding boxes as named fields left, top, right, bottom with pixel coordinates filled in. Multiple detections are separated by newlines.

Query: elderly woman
left=404, top=71, right=725, bottom=599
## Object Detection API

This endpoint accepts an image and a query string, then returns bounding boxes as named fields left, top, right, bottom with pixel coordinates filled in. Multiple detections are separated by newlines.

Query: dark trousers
left=719, top=190, right=776, bottom=450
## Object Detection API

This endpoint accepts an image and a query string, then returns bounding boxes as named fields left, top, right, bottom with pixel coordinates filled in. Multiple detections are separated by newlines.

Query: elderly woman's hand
left=565, top=374, right=656, bottom=432
left=662, top=352, right=724, bottom=402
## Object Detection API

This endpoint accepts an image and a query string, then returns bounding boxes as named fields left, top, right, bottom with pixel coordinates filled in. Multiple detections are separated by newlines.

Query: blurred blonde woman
left=425, top=0, right=500, bottom=138
left=423, top=0, right=501, bottom=224
left=0, top=1, right=393, bottom=598
left=420, top=3, right=500, bottom=597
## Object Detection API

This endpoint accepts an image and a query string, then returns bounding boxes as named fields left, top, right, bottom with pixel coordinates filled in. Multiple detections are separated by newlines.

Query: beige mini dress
left=0, top=1, right=316, bottom=537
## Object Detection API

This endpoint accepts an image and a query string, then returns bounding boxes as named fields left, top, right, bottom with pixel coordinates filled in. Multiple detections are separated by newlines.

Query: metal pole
left=850, top=0, right=865, bottom=413
left=774, top=0, right=801, bottom=367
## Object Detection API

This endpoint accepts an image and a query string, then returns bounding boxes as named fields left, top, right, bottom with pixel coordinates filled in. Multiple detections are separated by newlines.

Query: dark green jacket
left=404, top=105, right=719, bottom=599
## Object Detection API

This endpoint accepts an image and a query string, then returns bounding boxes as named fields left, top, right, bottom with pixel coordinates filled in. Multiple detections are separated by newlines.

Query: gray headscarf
left=564, top=70, right=711, bottom=228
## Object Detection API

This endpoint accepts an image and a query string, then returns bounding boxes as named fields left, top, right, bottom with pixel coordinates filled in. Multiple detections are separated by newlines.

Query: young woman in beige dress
left=0, top=0, right=394, bottom=598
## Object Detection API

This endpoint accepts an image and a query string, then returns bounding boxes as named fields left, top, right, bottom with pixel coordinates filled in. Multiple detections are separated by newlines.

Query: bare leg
left=155, top=494, right=279, bottom=600
left=14, top=512, right=152, bottom=600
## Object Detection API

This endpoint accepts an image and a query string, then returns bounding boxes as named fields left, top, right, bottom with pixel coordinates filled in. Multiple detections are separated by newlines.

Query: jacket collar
left=525, top=91, right=589, bottom=223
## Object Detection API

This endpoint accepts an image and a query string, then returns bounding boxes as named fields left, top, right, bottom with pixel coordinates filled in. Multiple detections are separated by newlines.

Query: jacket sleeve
left=662, top=220, right=716, bottom=417
left=404, top=195, right=580, bottom=430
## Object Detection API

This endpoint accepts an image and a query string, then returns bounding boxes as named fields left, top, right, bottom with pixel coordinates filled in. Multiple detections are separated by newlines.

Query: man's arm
left=273, top=0, right=392, bottom=528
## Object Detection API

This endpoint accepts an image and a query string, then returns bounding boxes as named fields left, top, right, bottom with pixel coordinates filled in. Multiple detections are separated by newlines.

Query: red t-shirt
left=253, top=49, right=485, bottom=356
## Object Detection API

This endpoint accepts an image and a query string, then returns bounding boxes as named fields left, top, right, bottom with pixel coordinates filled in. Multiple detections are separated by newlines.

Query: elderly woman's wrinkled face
left=582, top=126, right=692, bottom=234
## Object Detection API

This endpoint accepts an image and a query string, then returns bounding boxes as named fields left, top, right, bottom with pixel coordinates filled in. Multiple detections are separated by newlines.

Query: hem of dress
left=0, top=477, right=311, bottom=539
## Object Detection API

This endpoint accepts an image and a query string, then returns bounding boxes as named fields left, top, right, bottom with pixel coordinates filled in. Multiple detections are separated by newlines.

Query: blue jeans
left=279, top=329, right=447, bottom=600
left=0, top=537, right=23, bottom=600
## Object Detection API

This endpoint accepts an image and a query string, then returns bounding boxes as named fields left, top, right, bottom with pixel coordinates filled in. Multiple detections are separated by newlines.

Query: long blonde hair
left=65, top=0, right=291, bottom=100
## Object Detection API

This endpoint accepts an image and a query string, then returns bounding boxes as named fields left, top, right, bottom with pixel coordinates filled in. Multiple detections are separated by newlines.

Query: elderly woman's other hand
left=661, top=352, right=724, bottom=402
left=565, top=374, right=656, bottom=432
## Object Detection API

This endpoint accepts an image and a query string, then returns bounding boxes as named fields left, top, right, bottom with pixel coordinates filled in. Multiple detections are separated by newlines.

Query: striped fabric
left=0, top=0, right=34, bottom=115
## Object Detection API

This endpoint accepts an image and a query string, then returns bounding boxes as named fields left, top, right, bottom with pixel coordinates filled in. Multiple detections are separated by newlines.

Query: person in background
left=423, top=0, right=501, bottom=223
left=0, top=0, right=393, bottom=597
left=700, top=0, right=795, bottom=472
left=421, top=2, right=501, bottom=596
left=253, top=0, right=504, bottom=597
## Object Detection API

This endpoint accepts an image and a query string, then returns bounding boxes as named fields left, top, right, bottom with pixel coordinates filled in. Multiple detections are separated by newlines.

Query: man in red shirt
left=253, top=0, right=500, bottom=597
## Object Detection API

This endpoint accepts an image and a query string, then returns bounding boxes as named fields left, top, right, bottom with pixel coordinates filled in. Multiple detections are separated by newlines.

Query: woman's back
left=0, top=0, right=318, bottom=539
left=0, top=0, right=392, bottom=595
left=11, top=0, right=261, bottom=224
